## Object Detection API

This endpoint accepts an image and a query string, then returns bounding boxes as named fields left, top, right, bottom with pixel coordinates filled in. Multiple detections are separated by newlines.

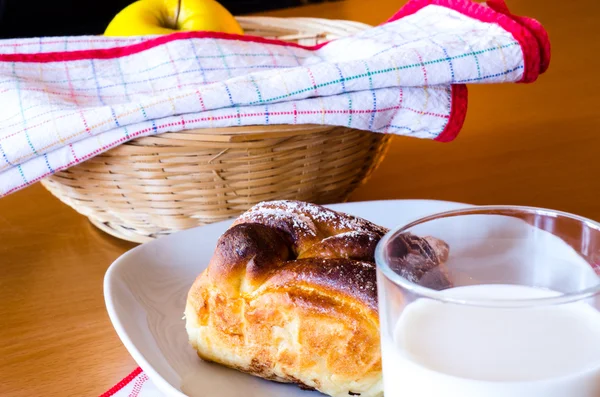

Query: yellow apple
left=104, top=0, right=243, bottom=36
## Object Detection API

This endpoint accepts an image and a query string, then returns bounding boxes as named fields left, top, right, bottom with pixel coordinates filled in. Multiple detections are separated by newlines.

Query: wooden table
left=1, top=0, right=599, bottom=395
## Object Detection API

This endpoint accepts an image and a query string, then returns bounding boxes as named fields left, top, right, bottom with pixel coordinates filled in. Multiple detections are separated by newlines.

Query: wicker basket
left=41, top=17, right=391, bottom=244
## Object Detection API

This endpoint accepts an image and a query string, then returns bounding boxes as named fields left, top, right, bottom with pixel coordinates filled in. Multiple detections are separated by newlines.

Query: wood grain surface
left=1, top=0, right=599, bottom=395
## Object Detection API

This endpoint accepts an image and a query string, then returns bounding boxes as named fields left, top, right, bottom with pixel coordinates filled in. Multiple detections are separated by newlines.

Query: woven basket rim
left=153, top=124, right=340, bottom=140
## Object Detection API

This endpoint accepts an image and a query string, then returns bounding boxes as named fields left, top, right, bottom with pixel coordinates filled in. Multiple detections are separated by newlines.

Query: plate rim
left=104, top=247, right=189, bottom=397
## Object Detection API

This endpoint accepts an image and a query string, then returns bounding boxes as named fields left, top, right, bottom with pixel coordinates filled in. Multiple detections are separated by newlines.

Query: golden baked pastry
left=185, top=200, right=449, bottom=397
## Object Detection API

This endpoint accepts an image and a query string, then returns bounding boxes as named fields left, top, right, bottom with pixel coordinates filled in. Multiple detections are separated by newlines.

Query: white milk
left=381, top=284, right=600, bottom=397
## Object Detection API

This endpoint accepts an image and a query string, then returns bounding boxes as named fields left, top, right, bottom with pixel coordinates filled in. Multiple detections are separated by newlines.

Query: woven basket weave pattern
left=41, top=17, right=391, bottom=243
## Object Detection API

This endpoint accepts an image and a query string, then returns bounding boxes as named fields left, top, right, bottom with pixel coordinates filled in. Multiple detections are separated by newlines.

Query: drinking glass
left=375, top=206, right=600, bottom=397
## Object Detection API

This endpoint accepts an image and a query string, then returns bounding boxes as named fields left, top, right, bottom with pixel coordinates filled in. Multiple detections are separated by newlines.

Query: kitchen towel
left=0, top=0, right=549, bottom=197
left=100, top=368, right=161, bottom=397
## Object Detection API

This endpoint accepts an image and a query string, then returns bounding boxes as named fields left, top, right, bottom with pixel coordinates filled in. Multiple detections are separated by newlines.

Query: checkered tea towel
left=100, top=368, right=161, bottom=397
left=0, top=0, right=549, bottom=197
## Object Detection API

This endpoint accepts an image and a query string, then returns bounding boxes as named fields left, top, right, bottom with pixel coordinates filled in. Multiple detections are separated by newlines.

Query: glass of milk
left=375, top=206, right=600, bottom=397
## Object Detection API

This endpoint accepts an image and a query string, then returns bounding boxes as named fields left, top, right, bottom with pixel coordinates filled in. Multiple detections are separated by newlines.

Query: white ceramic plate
left=104, top=199, right=470, bottom=397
